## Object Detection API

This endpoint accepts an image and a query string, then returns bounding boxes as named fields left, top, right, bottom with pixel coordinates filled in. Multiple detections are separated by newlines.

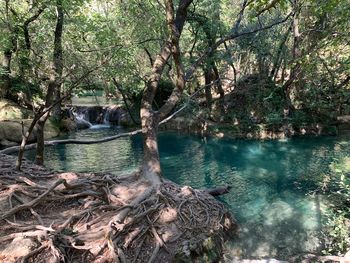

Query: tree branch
left=185, top=12, right=293, bottom=81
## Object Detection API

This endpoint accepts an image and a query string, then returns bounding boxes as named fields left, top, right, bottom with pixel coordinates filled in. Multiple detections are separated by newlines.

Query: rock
left=175, top=235, right=222, bottom=263
left=60, top=118, right=78, bottom=131
left=175, top=212, right=236, bottom=262
left=0, top=237, right=37, bottom=261
left=0, top=119, right=60, bottom=146
left=76, top=117, right=92, bottom=129
left=0, top=120, right=36, bottom=143
left=0, top=99, right=33, bottom=121
left=105, top=105, right=133, bottom=126
left=0, top=139, right=18, bottom=147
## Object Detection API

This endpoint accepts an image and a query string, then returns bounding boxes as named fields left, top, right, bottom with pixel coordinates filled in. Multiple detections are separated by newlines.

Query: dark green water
left=25, top=127, right=350, bottom=260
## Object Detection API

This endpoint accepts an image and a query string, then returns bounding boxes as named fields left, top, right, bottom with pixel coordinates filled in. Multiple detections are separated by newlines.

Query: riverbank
left=0, top=154, right=236, bottom=262
left=160, top=116, right=341, bottom=140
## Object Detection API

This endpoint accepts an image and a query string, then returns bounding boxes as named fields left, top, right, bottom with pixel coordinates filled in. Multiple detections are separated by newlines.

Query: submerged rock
left=174, top=212, right=236, bottom=262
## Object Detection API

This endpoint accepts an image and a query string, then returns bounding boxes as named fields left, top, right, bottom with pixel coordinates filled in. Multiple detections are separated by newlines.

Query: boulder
left=0, top=99, right=33, bottom=121
left=0, top=121, right=36, bottom=143
left=0, top=119, right=60, bottom=146
left=60, top=118, right=78, bottom=131
left=104, top=105, right=133, bottom=126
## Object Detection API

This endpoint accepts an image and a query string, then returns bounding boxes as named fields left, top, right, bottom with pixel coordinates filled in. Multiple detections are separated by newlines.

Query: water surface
left=25, top=127, right=350, bottom=260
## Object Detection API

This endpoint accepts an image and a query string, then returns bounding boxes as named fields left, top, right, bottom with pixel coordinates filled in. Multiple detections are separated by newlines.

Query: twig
left=30, top=208, right=44, bottom=225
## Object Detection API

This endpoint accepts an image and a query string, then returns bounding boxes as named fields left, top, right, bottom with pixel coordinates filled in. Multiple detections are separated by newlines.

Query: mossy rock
left=0, top=119, right=60, bottom=146
left=0, top=99, right=33, bottom=121
left=174, top=235, right=222, bottom=263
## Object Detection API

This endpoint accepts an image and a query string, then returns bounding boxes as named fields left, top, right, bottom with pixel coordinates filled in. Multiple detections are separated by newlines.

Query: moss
left=0, top=99, right=33, bottom=121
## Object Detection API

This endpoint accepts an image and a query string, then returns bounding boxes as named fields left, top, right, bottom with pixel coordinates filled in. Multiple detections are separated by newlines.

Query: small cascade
left=65, top=105, right=131, bottom=129
left=76, top=115, right=93, bottom=129
left=69, top=107, right=93, bottom=129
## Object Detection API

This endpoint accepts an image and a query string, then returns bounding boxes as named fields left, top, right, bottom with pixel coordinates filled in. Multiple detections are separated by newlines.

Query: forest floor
left=0, top=154, right=236, bottom=263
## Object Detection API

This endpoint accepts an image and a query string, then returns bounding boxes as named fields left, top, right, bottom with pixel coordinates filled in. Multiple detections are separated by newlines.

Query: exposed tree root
left=0, top=154, right=237, bottom=263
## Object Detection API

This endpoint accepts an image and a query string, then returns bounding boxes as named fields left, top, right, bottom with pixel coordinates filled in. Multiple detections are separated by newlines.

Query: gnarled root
left=0, top=154, right=237, bottom=263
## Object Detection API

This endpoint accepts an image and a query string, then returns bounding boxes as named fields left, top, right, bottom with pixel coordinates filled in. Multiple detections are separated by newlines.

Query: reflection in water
left=25, top=129, right=350, bottom=260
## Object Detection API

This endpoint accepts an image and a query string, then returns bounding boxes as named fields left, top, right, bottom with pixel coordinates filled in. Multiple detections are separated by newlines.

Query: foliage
left=321, top=150, right=350, bottom=255
left=0, top=0, right=348, bottom=127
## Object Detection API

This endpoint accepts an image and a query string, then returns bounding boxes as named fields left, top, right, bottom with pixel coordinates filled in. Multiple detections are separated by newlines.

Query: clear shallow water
left=25, top=127, right=350, bottom=260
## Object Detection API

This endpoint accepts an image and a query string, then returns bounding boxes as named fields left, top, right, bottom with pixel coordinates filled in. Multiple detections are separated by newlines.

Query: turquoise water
left=25, top=127, right=350, bottom=260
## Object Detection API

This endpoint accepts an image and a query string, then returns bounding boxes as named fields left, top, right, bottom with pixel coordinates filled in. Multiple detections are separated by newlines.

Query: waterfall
left=66, top=105, right=129, bottom=129
left=69, top=107, right=93, bottom=129
left=103, top=106, right=121, bottom=126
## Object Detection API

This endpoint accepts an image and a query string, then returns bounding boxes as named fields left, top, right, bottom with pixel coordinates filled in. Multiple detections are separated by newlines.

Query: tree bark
left=212, top=63, right=225, bottom=116
left=140, top=0, right=192, bottom=183
left=34, top=114, right=49, bottom=165
left=270, top=23, right=291, bottom=79
left=204, top=68, right=213, bottom=110
left=283, top=1, right=301, bottom=114
left=49, top=0, right=64, bottom=121
left=35, top=0, right=64, bottom=165
left=0, top=0, right=14, bottom=98
left=0, top=51, right=12, bottom=98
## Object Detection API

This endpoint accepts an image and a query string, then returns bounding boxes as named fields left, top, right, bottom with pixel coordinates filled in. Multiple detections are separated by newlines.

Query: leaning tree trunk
left=140, top=0, right=192, bottom=184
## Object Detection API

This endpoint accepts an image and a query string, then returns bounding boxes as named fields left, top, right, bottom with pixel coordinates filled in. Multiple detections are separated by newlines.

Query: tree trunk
left=204, top=69, right=213, bottom=111
left=270, top=23, right=291, bottom=80
left=141, top=111, right=162, bottom=184
left=212, top=64, right=225, bottom=117
left=35, top=0, right=64, bottom=165
left=1, top=0, right=15, bottom=98
left=140, top=0, right=192, bottom=183
left=49, top=0, right=64, bottom=121
left=16, top=114, right=41, bottom=170
left=0, top=51, right=12, bottom=98
left=35, top=114, right=48, bottom=165
left=283, top=0, right=301, bottom=114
